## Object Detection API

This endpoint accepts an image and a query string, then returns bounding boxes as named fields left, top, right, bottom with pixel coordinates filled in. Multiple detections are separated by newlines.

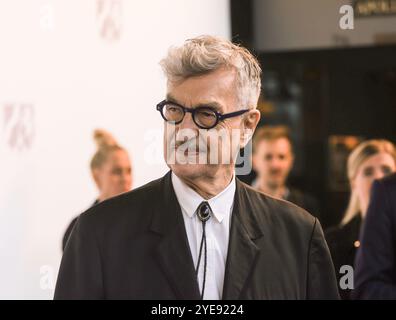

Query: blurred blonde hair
left=341, top=139, right=396, bottom=225
left=160, top=35, right=262, bottom=110
left=90, top=129, right=124, bottom=171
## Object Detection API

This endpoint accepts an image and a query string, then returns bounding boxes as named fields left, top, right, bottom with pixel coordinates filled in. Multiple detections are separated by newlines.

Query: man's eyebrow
left=165, top=94, right=224, bottom=112
left=196, top=102, right=223, bottom=112
left=166, top=94, right=178, bottom=103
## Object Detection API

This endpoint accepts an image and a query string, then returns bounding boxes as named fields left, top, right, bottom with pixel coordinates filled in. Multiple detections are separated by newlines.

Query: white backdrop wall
left=0, top=0, right=230, bottom=299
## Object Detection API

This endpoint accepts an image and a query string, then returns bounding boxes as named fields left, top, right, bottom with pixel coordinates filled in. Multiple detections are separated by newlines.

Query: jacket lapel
left=150, top=171, right=201, bottom=300
left=222, top=179, right=264, bottom=299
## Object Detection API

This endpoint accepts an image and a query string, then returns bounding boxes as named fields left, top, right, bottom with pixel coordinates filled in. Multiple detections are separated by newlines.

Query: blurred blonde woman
left=62, top=129, right=132, bottom=251
left=326, top=139, right=396, bottom=299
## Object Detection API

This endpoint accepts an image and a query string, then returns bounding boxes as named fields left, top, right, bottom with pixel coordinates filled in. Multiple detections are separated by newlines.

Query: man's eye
left=363, top=167, right=374, bottom=177
left=112, top=169, right=122, bottom=175
left=381, top=166, right=393, bottom=175
left=198, top=110, right=215, bottom=118
left=265, top=155, right=273, bottom=161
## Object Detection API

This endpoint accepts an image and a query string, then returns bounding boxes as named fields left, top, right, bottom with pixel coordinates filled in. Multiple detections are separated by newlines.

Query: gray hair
left=160, top=35, right=262, bottom=110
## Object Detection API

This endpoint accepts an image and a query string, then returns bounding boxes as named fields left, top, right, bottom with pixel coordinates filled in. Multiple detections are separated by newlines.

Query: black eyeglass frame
left=156, top=100, right=249, bottom=129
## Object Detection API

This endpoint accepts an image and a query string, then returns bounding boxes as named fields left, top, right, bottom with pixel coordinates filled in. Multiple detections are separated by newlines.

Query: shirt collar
left=171, top=172, right=236, bottom=223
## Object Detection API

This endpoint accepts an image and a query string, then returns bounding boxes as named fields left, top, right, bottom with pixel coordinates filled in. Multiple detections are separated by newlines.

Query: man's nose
left=374, top=170, right=386, bottom=180
left=269, top=158, right=281, bottom=167
left=121, top=171, right=130, bottom=182
left=178, top=112, right=197, bottom=130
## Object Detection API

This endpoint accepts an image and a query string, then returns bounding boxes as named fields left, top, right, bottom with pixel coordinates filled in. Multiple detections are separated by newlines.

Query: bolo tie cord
left=195, top=219, right=208, bottom=300
left=195, top=201, right=211, bottom=300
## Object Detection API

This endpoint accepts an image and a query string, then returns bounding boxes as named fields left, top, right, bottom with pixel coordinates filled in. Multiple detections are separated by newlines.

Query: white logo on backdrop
left=40, top=265, right=55, bottom=291
left=39, top=3, right=55, bottom=31
left=96, top=0, right=123, bottom=42
left=3, top=103, right=35, bottom=151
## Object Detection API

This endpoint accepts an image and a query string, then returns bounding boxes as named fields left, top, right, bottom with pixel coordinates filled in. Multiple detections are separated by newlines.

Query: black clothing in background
left=325, top=215, right=362, bottom=299
left=353, top=173, right=396, bottom=299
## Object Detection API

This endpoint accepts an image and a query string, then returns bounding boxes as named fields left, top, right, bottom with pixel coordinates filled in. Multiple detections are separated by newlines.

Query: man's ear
left=240, top=109, right=261, bottom=148
left=350, top=178, right=356, bottom=192
left=92, top=168, right=101, bottom=189
left=252, top=152, right=259, bottom=172
left=290, top=151, right=295, bottom=166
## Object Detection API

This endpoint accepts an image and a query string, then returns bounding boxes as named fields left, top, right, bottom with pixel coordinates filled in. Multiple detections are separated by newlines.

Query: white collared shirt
left=171, top=172, right=236, bottom=300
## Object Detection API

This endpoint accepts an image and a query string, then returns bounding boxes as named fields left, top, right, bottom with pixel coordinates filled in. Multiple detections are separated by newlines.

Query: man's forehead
left=165, top=71, right=238, bottom=111
left=166, top=93, right=224, bottom=110
left=257, top=138, right=292, bottom=151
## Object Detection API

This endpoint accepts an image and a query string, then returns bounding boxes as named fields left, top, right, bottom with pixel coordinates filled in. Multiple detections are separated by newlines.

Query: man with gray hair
left=55, top=35, right=339, bottom=299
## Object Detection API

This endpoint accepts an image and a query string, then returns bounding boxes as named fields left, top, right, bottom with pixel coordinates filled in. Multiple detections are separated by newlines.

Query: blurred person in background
left=326, top=139, right=396, bottom=299
left=353, top=172, right=396, bottom=299
left=62, top=129, right=133, bottom=251
left=252, top=126, right=320, bottom=219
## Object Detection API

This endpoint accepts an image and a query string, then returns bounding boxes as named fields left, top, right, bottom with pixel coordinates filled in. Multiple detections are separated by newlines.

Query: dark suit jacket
left=286, top=187, right=321, bottom=221
left=54, top=171, right=339, bottom=300
left=62, top=200, right=99, bottom=252
left=353, top=173, right=396, bottom=299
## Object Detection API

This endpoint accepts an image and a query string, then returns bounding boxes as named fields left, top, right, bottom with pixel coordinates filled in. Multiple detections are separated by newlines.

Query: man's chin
left=267, top=180, right=284, bottom=189
left=168, top=163, right=217, bottom=180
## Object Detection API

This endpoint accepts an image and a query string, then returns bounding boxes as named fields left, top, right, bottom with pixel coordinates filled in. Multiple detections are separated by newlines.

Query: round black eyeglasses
left=156, top=100, right=249, bottom=130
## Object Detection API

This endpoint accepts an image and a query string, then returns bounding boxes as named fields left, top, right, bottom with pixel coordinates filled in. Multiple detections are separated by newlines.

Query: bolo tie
left=196, top=201, right=212, bottom=300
